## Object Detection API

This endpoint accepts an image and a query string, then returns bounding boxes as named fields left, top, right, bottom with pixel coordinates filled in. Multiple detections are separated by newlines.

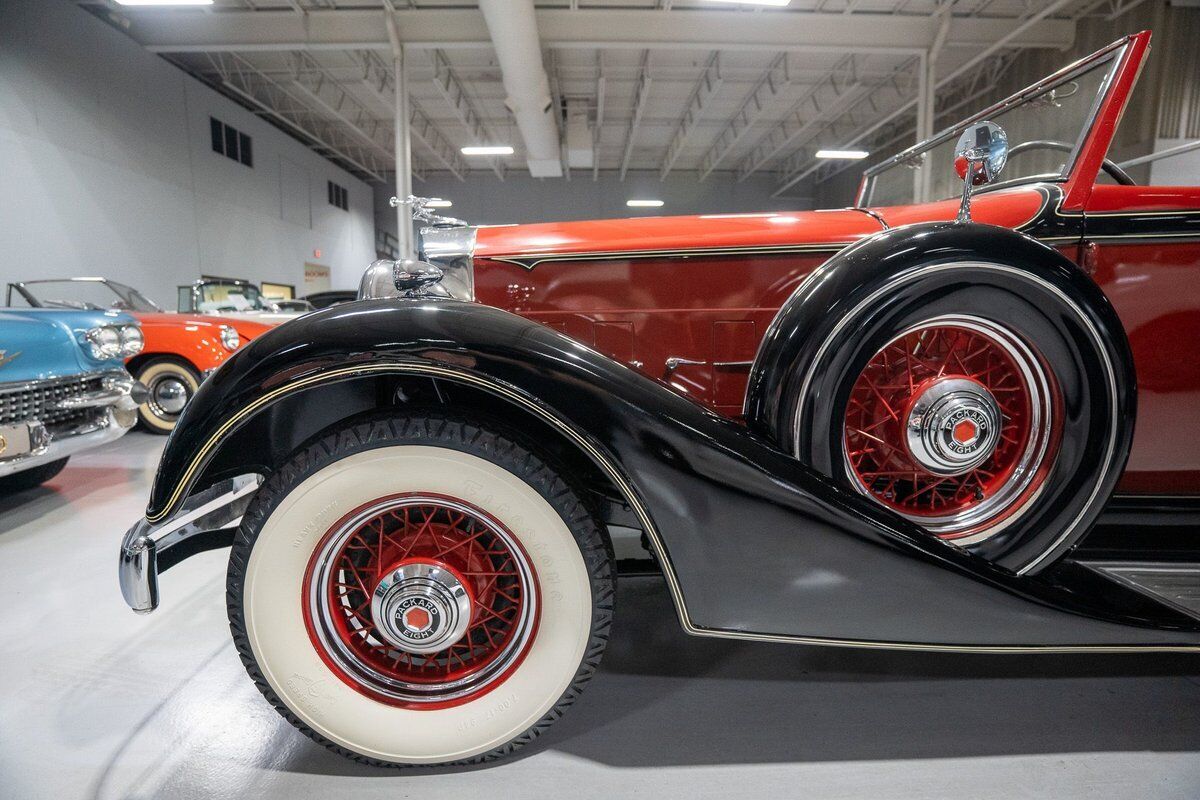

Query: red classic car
left=121, top=31, right=1200, bottom=769
left=469, top=29, right=1197, bottom=545
left=8, top=278, right=274, bottom=432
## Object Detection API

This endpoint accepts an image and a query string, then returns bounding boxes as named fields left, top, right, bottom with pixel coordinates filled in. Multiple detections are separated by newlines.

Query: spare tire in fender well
left=743, top=221, right=1137, bottom=573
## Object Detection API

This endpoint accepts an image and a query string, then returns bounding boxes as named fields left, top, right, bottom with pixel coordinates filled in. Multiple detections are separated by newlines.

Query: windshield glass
left=17, top=279, right=161, bottom=312
left=862, top=47, right=1121, bottom=207
left=197, top=282, right=267, bottom=313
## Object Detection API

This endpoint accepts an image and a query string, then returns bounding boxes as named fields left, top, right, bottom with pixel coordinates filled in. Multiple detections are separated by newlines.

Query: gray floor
left=3, top=432, right=1200, bottom=799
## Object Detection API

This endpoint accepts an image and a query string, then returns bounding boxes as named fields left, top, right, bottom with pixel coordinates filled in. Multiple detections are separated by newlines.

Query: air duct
left=478, top=0, right=563, bottom=178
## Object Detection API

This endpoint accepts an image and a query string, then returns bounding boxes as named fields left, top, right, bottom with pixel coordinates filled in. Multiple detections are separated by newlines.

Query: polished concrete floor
left=3, top=432, right=1200, bottom=799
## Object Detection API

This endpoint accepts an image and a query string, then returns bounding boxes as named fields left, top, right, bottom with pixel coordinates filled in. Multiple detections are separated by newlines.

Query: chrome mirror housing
left=953, top=121, right=1008, bottom=223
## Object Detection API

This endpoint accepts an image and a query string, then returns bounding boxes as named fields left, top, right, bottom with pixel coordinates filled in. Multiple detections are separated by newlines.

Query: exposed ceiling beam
left=810, top=51, right=1022, bottom=188
left=213, top=53, right=389, bottom=181
left=620, top=52, right=652, bottom=181
left=355, top=50, right=467, bottom=179
left=660, top=51, right=723, bottom=180
left=124, top=9, right=1075, bottom=55
left=770, top=62, right=921, bottom=195
left=772, top=0, right=1078, bottom=196
left=429, top=49, right=504, bottom=180
left=735, top=54, right=878, bottom=180
left=698, top=52, right=796, bottom=180
left=290, top=52, right=395, bottom=165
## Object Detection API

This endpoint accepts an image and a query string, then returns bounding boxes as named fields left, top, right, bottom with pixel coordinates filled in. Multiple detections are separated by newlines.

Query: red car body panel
left=130, top=312, right=274, bottom=373
left=473, top=31, right=1198, bottom=495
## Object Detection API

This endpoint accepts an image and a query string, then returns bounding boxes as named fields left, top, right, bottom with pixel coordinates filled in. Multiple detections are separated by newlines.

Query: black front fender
left=143, top=298, right=1199, bottom=649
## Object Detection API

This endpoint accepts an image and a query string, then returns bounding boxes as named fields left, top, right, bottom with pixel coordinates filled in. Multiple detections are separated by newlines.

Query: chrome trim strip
left=0, top=369, right=123, bottom=398
left=488, top=241, right=853, bottom=271
left=0, top=372, right=142, bottom=478
left=0, top=414, right=129, bottom=477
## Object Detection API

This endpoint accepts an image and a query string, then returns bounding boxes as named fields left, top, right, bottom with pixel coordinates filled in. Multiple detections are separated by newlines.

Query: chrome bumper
left=0, top=374, right=148, bottom=478
left=119, top=474, right=262, bottom=613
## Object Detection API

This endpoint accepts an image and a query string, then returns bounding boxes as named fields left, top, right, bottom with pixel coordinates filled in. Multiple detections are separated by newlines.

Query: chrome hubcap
left=152, top=378, right=189, bottom=414
left=905, top=378, right=1001, bottom=476
left=370, top=561, right=472, bottom=655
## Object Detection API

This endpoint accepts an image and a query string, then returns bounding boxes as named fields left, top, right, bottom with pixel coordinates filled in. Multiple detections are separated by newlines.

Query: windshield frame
left=195, top=280, right=268, bottom=313
left=8, top=278, right=162, bottom=313
left=856, top=35, right=1133, bottom=208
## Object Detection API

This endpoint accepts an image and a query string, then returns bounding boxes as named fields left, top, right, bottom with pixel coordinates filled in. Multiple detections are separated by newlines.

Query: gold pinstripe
left=148, top=360, right=1200, bottom=653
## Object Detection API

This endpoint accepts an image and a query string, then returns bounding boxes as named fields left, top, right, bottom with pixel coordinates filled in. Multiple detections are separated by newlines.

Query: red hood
left=473, top=188, right=1051, bottom=262
left=132, top=311, right=273, bottom=338
left=474, top=208, right=885, bottom=259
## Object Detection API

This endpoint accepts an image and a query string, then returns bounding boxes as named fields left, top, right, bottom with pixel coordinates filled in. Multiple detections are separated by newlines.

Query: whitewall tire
left=134, top=358, right=201, bottom=434
left=227, top=412, right=615, bottom=767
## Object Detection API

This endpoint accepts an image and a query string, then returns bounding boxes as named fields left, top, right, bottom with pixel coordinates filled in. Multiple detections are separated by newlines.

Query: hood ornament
left=0, top=350, right=21, bottom=369
left=953, top=121, right=1008, bottom=223
left=390, top=195, right=468, bottom=229
left=359, top=196, right=476, bottom=302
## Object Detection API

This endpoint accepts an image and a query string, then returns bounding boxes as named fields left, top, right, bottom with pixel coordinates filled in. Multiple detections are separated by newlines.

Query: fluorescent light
left=425, top=199, right=453, bottom=208
left=705, top=0, right=792, bottom=6
left=815, top=149, right=869, bottom=160
left=461, top=145, right=514, bottom=156
left=626, top=199, right=665, bottom=208
left=114, top=0, right=214, bottom=5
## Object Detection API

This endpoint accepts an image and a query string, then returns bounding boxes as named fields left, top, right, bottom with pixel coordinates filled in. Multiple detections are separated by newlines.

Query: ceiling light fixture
left=627, top=199, right=665, bottom=208
left=461, top=145, right=514, bottom=156
left=704, top=0, right=792, bottom=7
left=815, top=149, right=870, bottom=160
left=113, top=0, right=215, bottom=6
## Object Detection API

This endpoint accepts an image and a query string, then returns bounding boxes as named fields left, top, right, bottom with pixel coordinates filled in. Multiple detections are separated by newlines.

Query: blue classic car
left=0, top=309, right=148, bottom=493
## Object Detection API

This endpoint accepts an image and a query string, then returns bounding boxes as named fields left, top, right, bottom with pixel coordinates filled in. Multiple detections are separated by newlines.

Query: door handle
left=664, top=356, right=705, bottom=376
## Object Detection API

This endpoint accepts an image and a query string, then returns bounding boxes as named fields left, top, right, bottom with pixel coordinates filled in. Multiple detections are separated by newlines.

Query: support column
left=917, top=8, right=952, bottom=203
left=386, top=14, right=415, bottom=260
left=914, top=49, right=929, bottom=203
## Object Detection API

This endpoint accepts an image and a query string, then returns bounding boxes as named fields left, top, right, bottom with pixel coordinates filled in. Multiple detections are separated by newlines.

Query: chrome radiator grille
left=0, top=374, right=107, bottom=429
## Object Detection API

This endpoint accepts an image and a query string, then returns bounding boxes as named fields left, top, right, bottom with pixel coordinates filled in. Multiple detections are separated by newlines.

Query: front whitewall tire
left=228, top=415, right=613, bottom=766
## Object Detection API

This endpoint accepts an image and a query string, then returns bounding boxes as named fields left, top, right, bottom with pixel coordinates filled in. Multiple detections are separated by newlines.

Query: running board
left=1082, top=561, right=1200, bottom=619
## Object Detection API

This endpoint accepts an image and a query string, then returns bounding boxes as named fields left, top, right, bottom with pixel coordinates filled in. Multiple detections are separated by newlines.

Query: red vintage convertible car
left=121, top=31, right=1200, bottom=768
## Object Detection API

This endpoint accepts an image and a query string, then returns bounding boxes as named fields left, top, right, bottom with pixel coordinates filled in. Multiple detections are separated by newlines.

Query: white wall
left=1149, top=139, right=1200, bottom=187
left=374, top=170, right=813, bottom=242
left=0, top=0, right=376, bottom=305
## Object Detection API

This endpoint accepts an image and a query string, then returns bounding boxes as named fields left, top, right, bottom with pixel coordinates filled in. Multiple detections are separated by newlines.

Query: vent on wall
left=328, top=180, right=349, bottom=211
left=210, top=117, right=253, bottom=167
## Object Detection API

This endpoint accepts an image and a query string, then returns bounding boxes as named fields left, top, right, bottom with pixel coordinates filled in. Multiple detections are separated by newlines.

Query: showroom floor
left=2, top=433, right=1199, bottom=799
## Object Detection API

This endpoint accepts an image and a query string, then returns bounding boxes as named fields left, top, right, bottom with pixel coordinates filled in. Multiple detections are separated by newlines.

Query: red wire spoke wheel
left=842, top=315, right=1060, bottom=542
left=304, top=494, right=539, bottom=708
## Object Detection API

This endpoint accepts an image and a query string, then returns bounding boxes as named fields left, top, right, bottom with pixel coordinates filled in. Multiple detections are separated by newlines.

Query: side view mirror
left=953, top=121, right=1008, bottom=223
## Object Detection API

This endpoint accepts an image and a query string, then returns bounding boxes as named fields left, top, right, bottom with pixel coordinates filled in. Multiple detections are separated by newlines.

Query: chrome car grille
left=0, top=374, right=108, bottom=431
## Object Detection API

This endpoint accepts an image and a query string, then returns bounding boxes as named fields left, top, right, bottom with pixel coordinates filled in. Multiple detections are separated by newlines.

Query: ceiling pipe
left=478, top=0, right=563, bottom=178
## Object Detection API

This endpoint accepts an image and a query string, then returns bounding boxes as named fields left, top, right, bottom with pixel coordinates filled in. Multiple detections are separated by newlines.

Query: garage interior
left=2, top=0, right=1200, bottom=797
